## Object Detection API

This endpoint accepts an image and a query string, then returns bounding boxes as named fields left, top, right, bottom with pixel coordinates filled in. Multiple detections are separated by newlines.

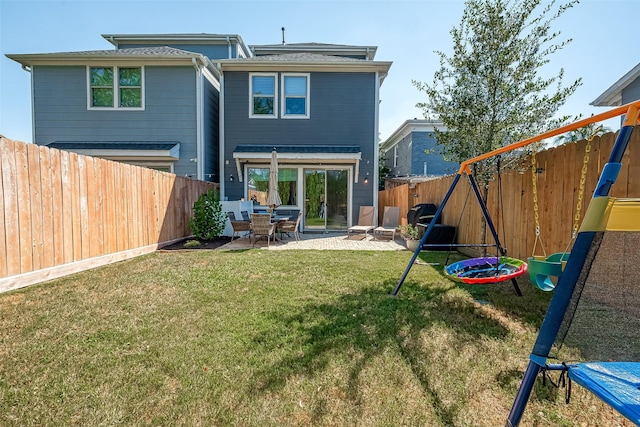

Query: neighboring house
left=217, top=43, right=391, bottom=231
left=7, top=36, right=391, bottom=231
left=591, top=62, right=640, bottom=107
left=380, top=119, right=458, bottom=181
left=6, top=33, right=249, bottom=180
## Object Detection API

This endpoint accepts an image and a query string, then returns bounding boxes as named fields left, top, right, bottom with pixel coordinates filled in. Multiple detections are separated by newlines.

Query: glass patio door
left=304, top=169, right=348, bottom=231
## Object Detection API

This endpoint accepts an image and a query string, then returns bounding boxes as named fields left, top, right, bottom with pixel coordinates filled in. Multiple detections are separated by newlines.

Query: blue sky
left=0, top=0, right=637, bottom=144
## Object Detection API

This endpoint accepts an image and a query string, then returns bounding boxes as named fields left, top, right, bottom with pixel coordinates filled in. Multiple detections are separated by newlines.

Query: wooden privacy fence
left=379, top=129, right=640, bottom=261
left=0, top=137, right=218, bottom=292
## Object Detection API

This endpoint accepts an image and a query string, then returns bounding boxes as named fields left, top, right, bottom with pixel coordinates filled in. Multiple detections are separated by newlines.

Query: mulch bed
left=160, top=236, right=232, bottom=251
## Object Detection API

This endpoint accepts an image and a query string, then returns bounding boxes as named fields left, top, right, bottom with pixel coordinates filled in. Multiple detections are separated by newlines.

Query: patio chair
left=373, top=206, right=400, bottom=240
left=240, top=210, right=251, bottom=221
left=278, top=212, right=302, bottom=242
left=347, top=206, right=375, bottom=237
left=250, top=213, right=276, bottom=247
left=227, top=211, right=251, bottom=241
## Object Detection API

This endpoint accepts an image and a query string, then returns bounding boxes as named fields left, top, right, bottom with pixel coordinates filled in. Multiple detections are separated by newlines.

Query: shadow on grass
left=249, top=279, right=510, bottom=426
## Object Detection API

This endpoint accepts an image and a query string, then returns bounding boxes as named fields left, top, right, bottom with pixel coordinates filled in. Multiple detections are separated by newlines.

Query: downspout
left=218, top=62, right=226, bottom=199
left=21, top=65, right=35, bottom=143
left=192, top=58, right=204, bottom=180
left=226, top=36, right=232, bottom=59
left=373, top=71, right=381, bottom=223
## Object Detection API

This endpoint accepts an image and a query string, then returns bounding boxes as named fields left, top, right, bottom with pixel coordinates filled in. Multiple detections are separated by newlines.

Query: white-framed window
left=281, top=73, right=309, bottom=118
left=88, top=66, right=144, bottom=110
left=250, top=73, right=277, bottom=118
left=393, top=146, right=398, bottom=168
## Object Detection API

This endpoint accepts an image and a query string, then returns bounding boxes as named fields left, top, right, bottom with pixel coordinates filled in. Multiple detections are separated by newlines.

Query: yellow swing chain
left=532, top=125, right=603, bottom=258
left=563, top=125, right=603, bottom=253
left=531, top=149, right=546, bottom=258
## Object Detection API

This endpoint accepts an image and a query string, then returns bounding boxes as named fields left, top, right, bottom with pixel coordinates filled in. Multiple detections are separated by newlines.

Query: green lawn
left=0, top=249, right=633, bottom=426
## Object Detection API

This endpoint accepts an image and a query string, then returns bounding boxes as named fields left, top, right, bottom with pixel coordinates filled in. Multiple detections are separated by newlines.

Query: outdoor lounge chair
left=373, top=206, right=400, bottom=240
left=277, top=212, right=302, bottom=242
left=250, top=213, right=276, bottom=247
left=347, top=206, right=375, bottom=238
left=227, top=211, right=251, bottom=241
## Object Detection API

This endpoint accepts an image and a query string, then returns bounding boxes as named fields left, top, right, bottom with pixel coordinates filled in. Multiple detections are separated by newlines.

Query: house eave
left=591, top=62, right=640, bottom=106
left=380, top=120, right=446, bottom=152
left=217, top=60, right=391, bottom=79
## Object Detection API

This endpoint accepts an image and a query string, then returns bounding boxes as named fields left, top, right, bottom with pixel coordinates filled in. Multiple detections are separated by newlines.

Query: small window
left=393, top=146, right=398, bottom=168
left=250, top=74, right=277, bottom=118
left=89, top=66, right=143, bottom=109
left=282, top=74, right=309, bottom=118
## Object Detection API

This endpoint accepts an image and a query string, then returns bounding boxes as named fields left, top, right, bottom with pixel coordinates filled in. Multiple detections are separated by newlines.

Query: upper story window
left=393, top=146, right=398, bottom=168
left=282, top=74, right=309, bottom=118
left=250, top=73, right=277, bottom=118
left=88, top=66, right=144, bottom=110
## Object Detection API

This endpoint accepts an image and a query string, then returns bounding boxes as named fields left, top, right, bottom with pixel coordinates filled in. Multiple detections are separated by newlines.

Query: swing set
left=391, top=99, right=640, bottom=426
left=392, top=103, right=636, bottom=298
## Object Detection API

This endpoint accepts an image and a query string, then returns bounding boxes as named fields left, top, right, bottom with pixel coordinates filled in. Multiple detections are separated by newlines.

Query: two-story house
left=380, top=119, right=458, bottom=182
left=7, top=35, right=391, bottom=231
left=6, top=34, right=250, bottom=181
left=218, top=43, right=391, bottom=231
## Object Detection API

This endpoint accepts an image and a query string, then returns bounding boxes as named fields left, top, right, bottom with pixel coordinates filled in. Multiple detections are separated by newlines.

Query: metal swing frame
left=392, top=101, right=640, bottom=298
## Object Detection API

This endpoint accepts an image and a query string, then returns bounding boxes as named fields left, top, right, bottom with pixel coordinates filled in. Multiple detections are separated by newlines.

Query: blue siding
left=385, top=131, right=458, bottom=178
left=118, top=43, right=235, bottom=59
left=223, top=71, right=377, bottom=223
left=32, top=65, right=198, bottom=177
left=410, top=132, right=458, bottom=176
left=622, top=76, right=640, bottom=104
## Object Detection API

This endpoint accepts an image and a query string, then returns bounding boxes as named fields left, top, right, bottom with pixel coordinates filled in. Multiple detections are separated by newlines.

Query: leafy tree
left=189, top=188, right=227, bottom=240
left=413, top=0, right=581, bottom=250
left=414, top=0, right=581, bottom=185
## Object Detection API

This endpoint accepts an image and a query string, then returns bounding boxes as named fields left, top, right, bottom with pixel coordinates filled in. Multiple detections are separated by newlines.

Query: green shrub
left=183, top=239, right=201, bottom=248
left=189, top=189, right=226, bottom=240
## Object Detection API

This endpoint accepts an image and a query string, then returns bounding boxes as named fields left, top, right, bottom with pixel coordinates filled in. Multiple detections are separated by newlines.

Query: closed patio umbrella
left=266, top=149, right=281, bottom=211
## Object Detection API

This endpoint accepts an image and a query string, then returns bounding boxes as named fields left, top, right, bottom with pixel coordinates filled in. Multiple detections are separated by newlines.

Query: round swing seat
left=444, top=256, right=528, bottom=285
left=527, top=252, right=570, bottom=292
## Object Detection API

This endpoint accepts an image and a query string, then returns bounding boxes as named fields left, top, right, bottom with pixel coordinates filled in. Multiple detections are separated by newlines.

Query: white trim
left=202, top=67, right=220, bottom=91
left=373, top=71, right=381, bottom=215
left=195, top=66, right=204, bottom=180
left=249, top=73, right=278, bottom=118
left=86, top=65, right=145, bottom=110
left=281, top=73, right=310, bottom=119
left=219, top=72, right=226, bottom=197
left=233, top=151, right=361, bottom=162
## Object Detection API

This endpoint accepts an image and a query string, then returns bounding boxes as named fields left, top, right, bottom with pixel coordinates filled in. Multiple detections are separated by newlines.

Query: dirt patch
left=159, top=237, right=232, bottom=251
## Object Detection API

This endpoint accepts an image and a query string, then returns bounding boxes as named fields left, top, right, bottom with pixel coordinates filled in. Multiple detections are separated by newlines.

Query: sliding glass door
left=304, top=169, right=348, bottom=231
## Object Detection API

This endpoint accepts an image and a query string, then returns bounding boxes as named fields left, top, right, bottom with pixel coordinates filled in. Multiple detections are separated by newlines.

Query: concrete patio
left=221, top=232, right=407, bottom=251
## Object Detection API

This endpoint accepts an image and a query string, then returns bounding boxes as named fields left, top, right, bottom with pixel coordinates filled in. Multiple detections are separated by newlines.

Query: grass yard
left=0, top=249, right=634, bottom=426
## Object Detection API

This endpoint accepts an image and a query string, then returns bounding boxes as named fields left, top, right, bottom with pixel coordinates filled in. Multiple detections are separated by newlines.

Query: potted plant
left=399, top=224, right=421, bottom=251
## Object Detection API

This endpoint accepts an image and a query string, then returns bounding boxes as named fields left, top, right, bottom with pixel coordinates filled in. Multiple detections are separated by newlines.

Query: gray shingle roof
left=48, top=141, right=179, bottom=150
left=234, top=52, right=366, bottom=63
left=20, top=46, right=201, bottom=58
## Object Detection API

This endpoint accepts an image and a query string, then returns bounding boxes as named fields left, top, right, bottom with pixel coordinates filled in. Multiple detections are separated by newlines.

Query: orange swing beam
left=457, top=100, right=640, bottom=175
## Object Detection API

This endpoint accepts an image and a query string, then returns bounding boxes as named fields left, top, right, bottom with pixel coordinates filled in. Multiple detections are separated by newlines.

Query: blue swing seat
left=527, top=252, right=570, bottom=291
left=568, top=362, right=640, bottom=425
